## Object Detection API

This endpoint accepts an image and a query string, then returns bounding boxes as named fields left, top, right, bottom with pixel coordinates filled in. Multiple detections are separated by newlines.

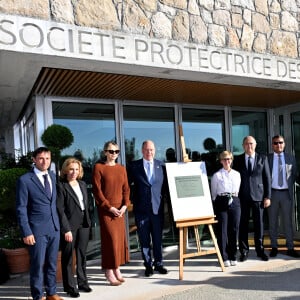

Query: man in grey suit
left=16, top=147, right=63, bottom=300
left=128, top=140, right=169, bottom=277
left=268, top=135, right=299, bottom=258
left=233, top=136, right=271, bottom=262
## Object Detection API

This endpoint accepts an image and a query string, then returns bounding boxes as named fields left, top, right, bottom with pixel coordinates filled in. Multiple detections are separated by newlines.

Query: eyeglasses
left=273, top=141, right=284, bottom=145
left=105, top=150, right=120, bottom=154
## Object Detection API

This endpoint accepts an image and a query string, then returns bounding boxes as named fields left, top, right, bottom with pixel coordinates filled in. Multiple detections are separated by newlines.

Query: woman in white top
left=211, top=151, right=241, bottom=267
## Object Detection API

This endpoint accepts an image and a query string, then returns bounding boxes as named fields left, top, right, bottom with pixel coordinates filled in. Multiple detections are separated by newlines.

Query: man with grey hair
left=128, top=140, right=169, bottom=277
left=233, top=136, right=271, bottom=262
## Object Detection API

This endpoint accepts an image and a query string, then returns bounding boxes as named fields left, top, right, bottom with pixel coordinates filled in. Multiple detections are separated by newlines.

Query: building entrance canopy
left=0, top=14, right=300, bottom=128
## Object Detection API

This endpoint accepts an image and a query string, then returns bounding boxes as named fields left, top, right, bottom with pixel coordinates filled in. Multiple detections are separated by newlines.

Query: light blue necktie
left=147, top=162, right=153, bottom=183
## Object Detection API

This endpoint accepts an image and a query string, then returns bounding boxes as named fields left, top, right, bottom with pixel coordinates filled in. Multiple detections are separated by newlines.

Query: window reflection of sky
left=55, top=118, right=225, bottom=163
left=54, top=119, right=115, bottom=160
left=183, top=122, right=223, bottom=154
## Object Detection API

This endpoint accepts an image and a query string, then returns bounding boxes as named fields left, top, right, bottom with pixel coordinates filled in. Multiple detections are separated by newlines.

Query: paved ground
left=1, top=245, right=300, bottom=300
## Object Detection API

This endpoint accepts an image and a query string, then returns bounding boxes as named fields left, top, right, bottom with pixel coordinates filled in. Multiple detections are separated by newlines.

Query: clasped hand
left=110, top=205, right=127, bottom=217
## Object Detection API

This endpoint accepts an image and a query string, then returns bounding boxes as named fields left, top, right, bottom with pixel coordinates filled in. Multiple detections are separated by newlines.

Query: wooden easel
left=176, top=125, right=224, bottom=280
left=176, top=217, right=225, bottom=280
left=179, top=125, right=191, bottom=162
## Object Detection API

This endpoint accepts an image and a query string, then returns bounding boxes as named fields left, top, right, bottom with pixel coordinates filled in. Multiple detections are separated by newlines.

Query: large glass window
left=123, top=105, right=176, bottom=248
left=291, top=112, right=300, bottom=231
left=232, top=111, right=268, bottom=155
left=123, top=105, right=176, bottom=163
left=182, top=108, right=225, bottom=177
left=53, top=101, right=116, bottom=259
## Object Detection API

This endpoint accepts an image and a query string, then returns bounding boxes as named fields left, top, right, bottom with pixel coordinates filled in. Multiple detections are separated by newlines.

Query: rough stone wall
left=0, top=0, right=299, bottom=58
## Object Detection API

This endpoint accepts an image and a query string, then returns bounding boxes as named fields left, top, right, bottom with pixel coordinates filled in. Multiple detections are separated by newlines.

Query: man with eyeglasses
left=268, top=135, right=299, bottom=258
left=233, top=136, right=271, bottom=262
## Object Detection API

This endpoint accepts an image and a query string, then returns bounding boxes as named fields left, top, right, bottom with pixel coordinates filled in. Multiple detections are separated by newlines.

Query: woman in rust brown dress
left=92, top=141, right=130, bottom=286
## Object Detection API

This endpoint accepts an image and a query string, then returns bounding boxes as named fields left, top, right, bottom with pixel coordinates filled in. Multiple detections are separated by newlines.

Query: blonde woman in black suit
left=57, top=158, right=92, bottom=298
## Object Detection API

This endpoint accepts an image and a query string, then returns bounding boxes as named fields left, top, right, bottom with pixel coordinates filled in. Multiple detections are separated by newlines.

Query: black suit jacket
left=233, top=153, right=271, bottom=201
left=57, top=179, right=91, bottom=233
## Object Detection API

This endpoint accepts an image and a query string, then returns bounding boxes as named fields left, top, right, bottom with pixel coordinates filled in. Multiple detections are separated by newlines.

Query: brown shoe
left=39, top=297, right=46, bottom=300
left=46, top=295, right=64, bottom=300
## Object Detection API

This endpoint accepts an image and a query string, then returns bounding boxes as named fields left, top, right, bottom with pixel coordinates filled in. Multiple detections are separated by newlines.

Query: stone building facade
left=0, top=0, right=299, bottom=59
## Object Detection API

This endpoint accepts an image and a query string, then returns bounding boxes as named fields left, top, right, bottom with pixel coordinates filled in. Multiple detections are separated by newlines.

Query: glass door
left=52, top=101, right=117, bottom=259
left=291, top=112, right=300, bottom=233
left=274, top=105, right=300, bottom=238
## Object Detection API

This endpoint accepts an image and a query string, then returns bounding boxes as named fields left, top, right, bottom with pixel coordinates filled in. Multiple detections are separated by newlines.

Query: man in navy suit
left=268, top=135, right=299, bottom=258
left=128, top=140, right=169, bottom=277
left=16, top=147, right=63, bottom=300
left=233, top=136, right=271, bottom=262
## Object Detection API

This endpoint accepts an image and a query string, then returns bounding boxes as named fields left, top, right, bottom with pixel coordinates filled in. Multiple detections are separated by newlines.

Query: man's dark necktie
left=247, top=156, right=252, bottom=176
left=43, top=174, right=52, bottom=198
left=278, top=154, right=283, bottom=187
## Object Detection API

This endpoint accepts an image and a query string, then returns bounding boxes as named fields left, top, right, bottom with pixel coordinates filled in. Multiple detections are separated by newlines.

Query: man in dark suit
left=128, top=140, right=169, bottom=277
left=233, top=136, right=271, bottom=262
left=268, top=135, right=299, bottom=258
left=16, top=147, right=63, bottom=300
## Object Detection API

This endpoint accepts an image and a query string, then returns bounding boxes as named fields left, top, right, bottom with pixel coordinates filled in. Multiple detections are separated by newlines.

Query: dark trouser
left=239, top=199, right=265, bottom=255
left=268, top=189, right=294, bottom=249
left=29, top=230, right=60, bottom=300
left=61, top=226, right=90, bottom=291
left=214, top=196, right=241, bottom=261
left=135, top=213, right=164, bottom=268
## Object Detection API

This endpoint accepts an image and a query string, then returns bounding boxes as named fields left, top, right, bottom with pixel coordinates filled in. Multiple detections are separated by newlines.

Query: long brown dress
left=92, top=162, right=130, bottom=269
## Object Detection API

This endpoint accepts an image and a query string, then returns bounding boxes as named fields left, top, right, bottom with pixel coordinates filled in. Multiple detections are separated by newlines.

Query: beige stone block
left=252, top=12, right=271, bottom=35
left=232, top=13, right=243, bottom=29
left=254, top=0, right=269, bottom=16
left=241, top=24, right=254, bottom=51
left=208, top=24, right=225, bottom=47
left=270, top=30, right=297, bottom=58
left=0, top=0, right=49, bottom=19
left=253, top=33, right=267, bottom=53
left=172, top=11, right=189, bottom=41
left=160, top=0, right=187, bottom=9
left=123, top=0, right=151, bottom=34
left=270, top=13, right=280, bottom=29
left=227, top=28, right=240, bottom=49
left=213, top=10, right=231, bottom=27
left=74, top=0, right=121, bottom=30
left=51, top=0, right=74, bottom=24
left=190, top=14, right=207, bottom=44
left=151, top=11, right=172, bottom=39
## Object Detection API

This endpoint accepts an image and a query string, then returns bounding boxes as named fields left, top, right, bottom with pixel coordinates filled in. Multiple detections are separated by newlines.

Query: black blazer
left=57, top=179, right=91, bottom=234
left=233, top=153, right=271, bottom=201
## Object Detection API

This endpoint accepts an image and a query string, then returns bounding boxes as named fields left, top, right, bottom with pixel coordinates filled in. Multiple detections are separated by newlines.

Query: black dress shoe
left=78, top=285, right=92, bottom=293
left=239, top=253, right=248, bottom=262
left=64, top=288, right=80, bottom=298
left=270, top=247, right=278, bottom=257
left=286, top=249, right=300, bottom=258
left=154, top=265, right=168, bottom=274
left=257, top=252, right=269, bottom=261
left=145, top=266, right=154, bottom=277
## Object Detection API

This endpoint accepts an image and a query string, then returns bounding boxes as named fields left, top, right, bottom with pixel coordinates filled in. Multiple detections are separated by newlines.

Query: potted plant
left=0, top=224, right=30, bottom=274
left=41, top=124, right=74, bottom=177
left=0, top=167, right=30, bottom=274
